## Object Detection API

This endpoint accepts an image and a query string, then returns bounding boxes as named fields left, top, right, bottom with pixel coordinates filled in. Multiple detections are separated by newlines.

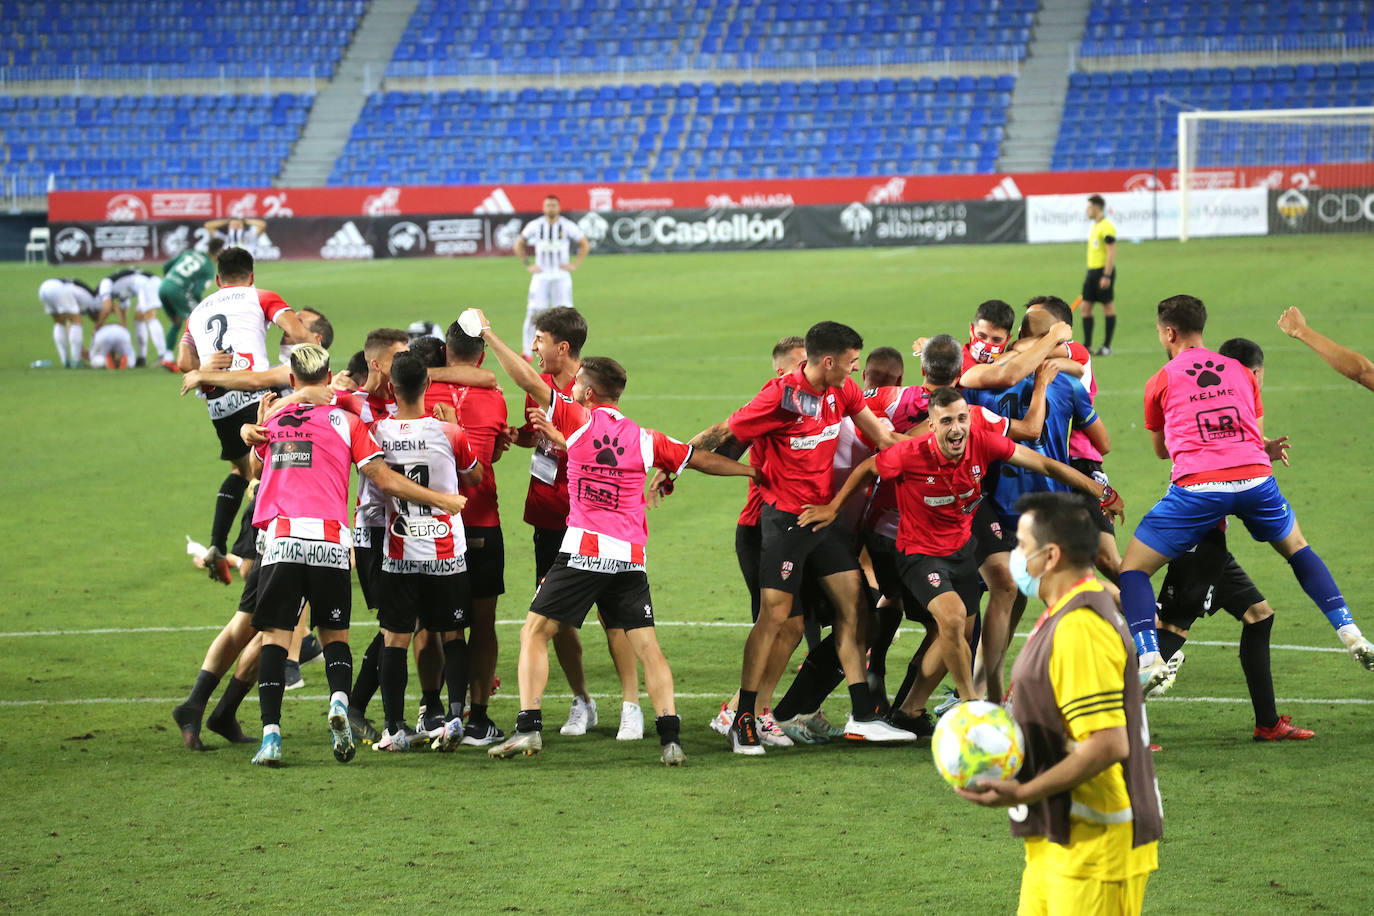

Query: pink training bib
left=1156, top=347, right=1268, bottom=482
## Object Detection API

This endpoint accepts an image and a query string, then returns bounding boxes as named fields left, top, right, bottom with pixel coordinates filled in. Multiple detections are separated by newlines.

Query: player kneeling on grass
left=470, top=309, right=759, bottom=765
left=958, top=492, right=1161, bottom=916
left=371, top=353, right=485, bottom=752
left=239, top=343, right=466, bottom=767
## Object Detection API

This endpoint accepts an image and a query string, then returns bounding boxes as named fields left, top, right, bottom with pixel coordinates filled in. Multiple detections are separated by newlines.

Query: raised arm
left=1279, top=306, right=1374, bottom=392
left=961, top=321, right=1073, bottom=390
left=273, top=308, right=311, bottom=346
left=470, top=308, right=554, bottom=406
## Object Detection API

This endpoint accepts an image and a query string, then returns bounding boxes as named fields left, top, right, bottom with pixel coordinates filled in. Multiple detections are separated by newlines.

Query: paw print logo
left=1185, top=360, right=1225, bottom=388
left=593, top=434, right=625, bottom=466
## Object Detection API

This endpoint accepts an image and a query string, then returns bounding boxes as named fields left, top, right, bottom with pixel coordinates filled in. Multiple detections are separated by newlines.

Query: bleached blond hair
left=289, top=342, right=331, bottom=384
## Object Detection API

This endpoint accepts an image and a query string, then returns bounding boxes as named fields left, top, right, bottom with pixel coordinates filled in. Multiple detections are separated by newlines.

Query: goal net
left=1178, top=107, right=1374, bottom=241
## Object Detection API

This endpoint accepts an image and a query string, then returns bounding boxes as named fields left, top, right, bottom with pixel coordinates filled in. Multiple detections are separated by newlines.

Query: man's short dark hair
left=306, top=315, right=334, bottom=349
left=1087, top=194, right=1106, bottom=208
left=1016, top=492, right=1099, bottom=569
left=865, top=346, right=904, bottom=385
left=446, top=320, right=485, bottom=362
left=389, top=351, right=429, bottom=402
left=363, top=327, right=409, bottom=359
left=580, top=356, right=627, bottom=402
left=1218, top=337, right=1264, bottom=371
left=805, top=321, right=863, bottom=360
left=921, top=334, right=963, bottom=387
left=544, top=194, right=560, bottom=203
left=772, top=335, right=805, bottom=362
left=345, top=349, right=368, bottom=382
left=207, top=238, right=225, bottom=257
left=533, top=307, right=587, bottom=358
left=928, top=385, right=966, bottom=412
left=408, top=336, right=445, bottom=368
left=216, top=246, right=253, bottom=280
left=1025, top=295, right=1074, bottom=326
left=973, top=299, right=1016, bottom=334
left=1157, top=295, right=1207, bottom=334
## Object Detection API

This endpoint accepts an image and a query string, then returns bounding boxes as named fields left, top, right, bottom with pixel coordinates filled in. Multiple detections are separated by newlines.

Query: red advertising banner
left=47, top=165, right=1351, bottom=223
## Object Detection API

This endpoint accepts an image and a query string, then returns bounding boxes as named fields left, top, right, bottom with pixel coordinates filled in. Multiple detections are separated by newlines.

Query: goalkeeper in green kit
left=159, top=238, right=223, bottom=357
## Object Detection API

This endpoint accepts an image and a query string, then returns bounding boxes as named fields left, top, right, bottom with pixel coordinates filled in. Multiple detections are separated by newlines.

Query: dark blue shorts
left=1132, top=476, right=1293, bottom=560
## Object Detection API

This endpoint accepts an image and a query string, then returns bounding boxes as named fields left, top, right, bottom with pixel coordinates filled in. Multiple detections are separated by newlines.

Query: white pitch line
left=3, top=692, right=1372, bottom=709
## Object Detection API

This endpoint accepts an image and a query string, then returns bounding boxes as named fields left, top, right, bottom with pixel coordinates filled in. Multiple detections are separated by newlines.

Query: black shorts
left=532, top=525, right=565, bottom=585
left=1082, top=267, right=1116, bottom=304
left=1069, top=457, right=1116, bottom=535
left=377, top=571, right=472, bottom=634
left=735, top=522, right=763, bottom=621
left=353, top=527, right=385, bottom=610
left=971, top=499, right=1015, bottom=565
left=236, top=558, right=261, bottom=614
left=758, top=503, right=858, bottom=595
left=529, top=555, right=655, bottom=631
left=1158, top=528, right=1264, bottom=629
left=896, top=542, right=982, bottom=623
left=231, top=497, right=259, bottom=561
left=252, top=560, right=353, bottom=633
left=465, top=525, right=506, bottom=599
left=863, top=529, right=929, bottom=623
left=209, top=400, right=260, bottom=462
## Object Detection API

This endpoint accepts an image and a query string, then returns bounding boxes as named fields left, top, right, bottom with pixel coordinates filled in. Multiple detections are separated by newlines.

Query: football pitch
left=3, top=234, right=1373, bottom=914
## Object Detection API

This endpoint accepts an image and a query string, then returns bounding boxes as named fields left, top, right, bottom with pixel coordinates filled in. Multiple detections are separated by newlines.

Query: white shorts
left=133, top=281, right=161, bottom=315
left=527, top=270, right=573, bottom=310
left=39, top=279, right=79, bottom=316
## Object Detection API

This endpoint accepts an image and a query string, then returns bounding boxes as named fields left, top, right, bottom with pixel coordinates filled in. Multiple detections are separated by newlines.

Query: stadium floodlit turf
left=3, top=235, right=1373, bottom=913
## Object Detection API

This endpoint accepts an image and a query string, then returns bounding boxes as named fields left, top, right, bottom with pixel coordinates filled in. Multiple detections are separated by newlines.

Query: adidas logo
left=474, top=187, right=515, bottom=215
left=320, top=221, right=375, bottom=260
left=986, top=177, right=1023, bottom=201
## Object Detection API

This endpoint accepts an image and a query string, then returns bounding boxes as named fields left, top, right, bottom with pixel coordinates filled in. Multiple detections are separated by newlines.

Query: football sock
left=52, top=324, right=69, bottom=364
left=521, top=305, right=544, bottom=354
left=209, top=676, right=252, bottom=723
left=1288, top=546, right=1355, bottom=630
left=803, top=615, right=823, bottom=654
left=135, top=321, right=148, bottom=358
left=145, top=317, right=167, bottom=358
left=848, top=681, right=876, bottom=720
left=185, top=669, right=220, bottom=709
left=1102, top=315, right=1117, bottom=348
left=351, top=632, right=383, bottom=713
left=379, top=646, right=408, bottom=733
left=516, top=709, right=543, bottom=734
left=322, top=640, right=353, bottom=697
left=68, top=324, right=84, bottom=363
left=469, top=702, right=489, bottom=724
left=257, top=644, right=288, bottom=728
left=868, top=605, right=902, bottom=678
left=1081, top=316, right=1095, bottom=350
left=1120, top=569, right=1160, bottom=655
left=968, top=609, right=982, bottom=662
left=1158, top=629, right=1186, bottom=663
left=1240, top=616, right=1278, bottom=729
left=210, top=474, right=250, bottom=553
left=421, top=688, right=443, bottom=714
left=773, top=635, right=843, bottom=722
left=737, top=689, right=759, bottom=719
left=442, top=638, right=469, bottom=720
left=165, top=320, right=181, bottom=354
left=655, top=714, right=681, bottom=747
left=892, top=661, right=919, bottom=712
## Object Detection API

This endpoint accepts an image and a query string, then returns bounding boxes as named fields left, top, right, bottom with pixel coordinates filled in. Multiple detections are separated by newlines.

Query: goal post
left=1178, top=106, right=1374, bottom=241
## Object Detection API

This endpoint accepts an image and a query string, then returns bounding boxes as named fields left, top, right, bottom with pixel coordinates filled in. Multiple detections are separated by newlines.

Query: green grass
left=3, top=235, right=1374, bottom=914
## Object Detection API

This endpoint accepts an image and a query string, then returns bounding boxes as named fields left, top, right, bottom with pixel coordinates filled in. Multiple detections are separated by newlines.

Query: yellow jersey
left=1022, top=605, right=1158, bottom=882
left=1087, top=218, right=1116, bottom=269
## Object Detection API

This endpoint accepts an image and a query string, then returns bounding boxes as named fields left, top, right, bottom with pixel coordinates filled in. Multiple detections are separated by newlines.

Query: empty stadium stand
left=1081, top=0, right=1373, bottom=57
left=329, top=75, right=1016, bottom=185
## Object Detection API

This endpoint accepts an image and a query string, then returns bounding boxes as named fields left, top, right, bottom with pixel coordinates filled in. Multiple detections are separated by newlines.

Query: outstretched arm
left=1009, top=444, right=1124, bottom=523
left=471, top=308, right=554, bottom=406
left=852, top=407, right=904, bottom=450
left=797, top=455, right=879, bottom=530
left=686, top=449, right=758, bottom=479
left=429, top=365, right=499, bottom=388
left=1279, top=306, right=1374, bottom=392
left=182, top=364, right=291, bottom=395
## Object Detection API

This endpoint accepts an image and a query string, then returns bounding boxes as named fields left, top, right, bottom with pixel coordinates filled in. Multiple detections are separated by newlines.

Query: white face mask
left=1009, top=545, right=1049, bottom=599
